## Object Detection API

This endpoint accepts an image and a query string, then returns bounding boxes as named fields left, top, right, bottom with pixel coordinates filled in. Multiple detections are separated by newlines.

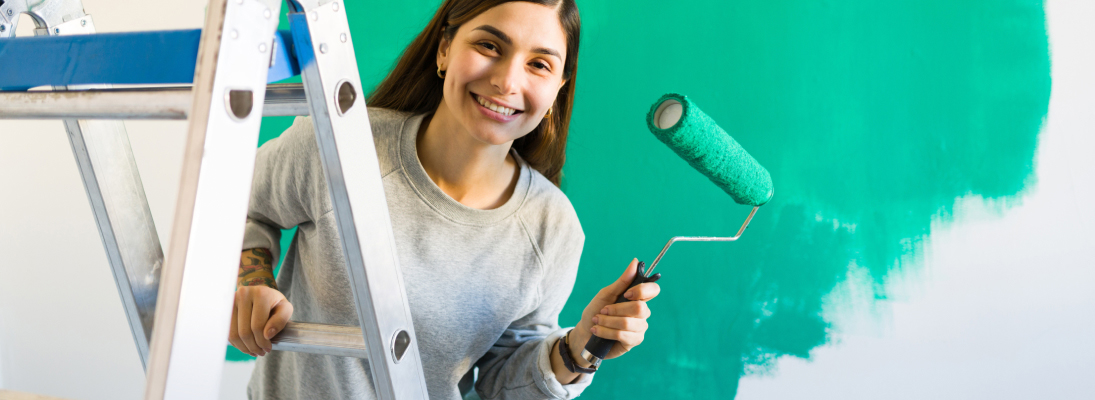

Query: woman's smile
left=471, top=92, right=523, bottom=123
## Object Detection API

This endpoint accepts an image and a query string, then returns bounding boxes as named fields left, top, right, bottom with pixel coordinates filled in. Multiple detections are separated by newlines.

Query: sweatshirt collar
left=398, top=113, right=531, bottom=225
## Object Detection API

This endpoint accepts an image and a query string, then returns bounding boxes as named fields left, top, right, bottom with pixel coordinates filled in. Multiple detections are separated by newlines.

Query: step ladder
left=0, top=0, right=430, bottom=398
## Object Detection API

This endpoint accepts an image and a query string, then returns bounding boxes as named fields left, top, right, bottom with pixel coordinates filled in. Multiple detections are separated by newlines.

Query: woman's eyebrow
left=472, top=24, right=562, bottom=61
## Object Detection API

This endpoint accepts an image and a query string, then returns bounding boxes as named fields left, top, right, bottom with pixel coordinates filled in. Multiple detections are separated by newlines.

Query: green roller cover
left=646, top=93, right=774, bottom=206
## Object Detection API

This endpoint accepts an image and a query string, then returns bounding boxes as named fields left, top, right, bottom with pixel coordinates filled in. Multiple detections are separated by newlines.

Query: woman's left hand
left=571, top=258, right=661, bottom=361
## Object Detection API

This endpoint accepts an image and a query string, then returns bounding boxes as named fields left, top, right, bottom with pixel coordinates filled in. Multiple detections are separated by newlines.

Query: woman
left=229, top=1, right=661, bottom=398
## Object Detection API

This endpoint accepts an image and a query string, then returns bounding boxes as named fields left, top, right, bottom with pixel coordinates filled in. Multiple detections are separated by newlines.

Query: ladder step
left=264, top=83, right=311, bottom=117
left=270, top=321, right=368, bottom=359
left=0, top=83, right=307, bottom=119
left=0, top=30, right=299, bottom=90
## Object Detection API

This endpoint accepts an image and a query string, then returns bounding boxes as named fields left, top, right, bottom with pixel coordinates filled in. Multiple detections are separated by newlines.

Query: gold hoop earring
left=544, top=106, right=553, bottom=119
left=437, top=67, right=446, bottom=79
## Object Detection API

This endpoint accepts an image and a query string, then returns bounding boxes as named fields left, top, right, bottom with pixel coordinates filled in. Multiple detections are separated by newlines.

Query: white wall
left=0, top=1, right=254, bottom=399
left=736, top=0, right=1095, bottom=398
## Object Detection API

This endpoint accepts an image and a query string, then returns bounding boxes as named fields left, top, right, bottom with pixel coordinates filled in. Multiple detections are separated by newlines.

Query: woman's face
left=437, top=2, right=568, bottom=146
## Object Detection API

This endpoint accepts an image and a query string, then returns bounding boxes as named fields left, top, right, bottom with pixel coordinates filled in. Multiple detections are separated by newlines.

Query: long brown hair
left=368, top=0, right=581, bottom=186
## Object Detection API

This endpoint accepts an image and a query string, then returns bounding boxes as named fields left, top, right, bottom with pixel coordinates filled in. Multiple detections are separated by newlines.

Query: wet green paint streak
left=564, top=0, right=1049, bottom=398
left=227, top=2, right=1050, bottom=399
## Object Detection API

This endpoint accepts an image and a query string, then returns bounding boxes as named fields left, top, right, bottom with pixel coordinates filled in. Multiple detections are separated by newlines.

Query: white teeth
left=475, top=95, right=515, bottom=116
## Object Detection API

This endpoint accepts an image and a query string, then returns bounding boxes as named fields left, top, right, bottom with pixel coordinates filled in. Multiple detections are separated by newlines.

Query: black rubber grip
left=583, top=261, right=661, bottom=361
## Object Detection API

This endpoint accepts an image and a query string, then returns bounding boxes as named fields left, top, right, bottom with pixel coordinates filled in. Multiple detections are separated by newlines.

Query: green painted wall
left=231, top=0, right=1051, bottom=398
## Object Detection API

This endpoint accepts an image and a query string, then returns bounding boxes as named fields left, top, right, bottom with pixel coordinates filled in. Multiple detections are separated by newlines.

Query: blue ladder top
left=0, top=29, right=299, bottom=90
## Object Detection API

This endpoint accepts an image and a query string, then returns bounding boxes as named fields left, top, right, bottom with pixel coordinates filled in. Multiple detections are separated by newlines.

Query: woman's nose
left=490, top=57, right=523, bottom=95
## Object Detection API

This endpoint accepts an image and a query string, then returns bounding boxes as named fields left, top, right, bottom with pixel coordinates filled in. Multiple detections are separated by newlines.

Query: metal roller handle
left=579, top=205, right=760, bottom=367
left=645, top=205, right=759, bottom=278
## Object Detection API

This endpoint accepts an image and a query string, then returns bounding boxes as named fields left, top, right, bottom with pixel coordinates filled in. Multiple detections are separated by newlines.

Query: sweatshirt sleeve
left=474, top=210, right=593, bottom=400
left=242, top=117, right=328, bottom=268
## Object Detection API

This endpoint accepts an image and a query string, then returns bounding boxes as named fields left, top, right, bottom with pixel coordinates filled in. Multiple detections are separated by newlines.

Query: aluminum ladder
left=0, top=0, right=429, bottom=398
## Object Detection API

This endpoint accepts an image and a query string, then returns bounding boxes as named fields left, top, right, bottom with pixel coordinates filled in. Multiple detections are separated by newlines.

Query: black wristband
left=558, top=330, right=597, bottom=374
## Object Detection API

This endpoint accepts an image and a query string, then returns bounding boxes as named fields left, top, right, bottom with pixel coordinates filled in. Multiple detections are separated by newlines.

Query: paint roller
left=580, top=93, right=774, bottom=367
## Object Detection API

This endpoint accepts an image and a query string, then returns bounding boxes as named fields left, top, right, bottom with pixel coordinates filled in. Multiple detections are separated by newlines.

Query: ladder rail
left=288, top=0, right=430, bottom=398
left=2, top=87, right=193, bottom=119
left=142, top=0, right=283, bottom=398
left=0, top=83, right=308, bottom=119
left=63, top=115, right=164, bottom=369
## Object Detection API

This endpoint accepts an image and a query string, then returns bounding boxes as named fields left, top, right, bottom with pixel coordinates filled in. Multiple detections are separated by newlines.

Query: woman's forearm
left=550, top=339, right=580, bottom=384
left=239, top=248, right=277, bottom=288
left=549, top=330, right=593, bottom=385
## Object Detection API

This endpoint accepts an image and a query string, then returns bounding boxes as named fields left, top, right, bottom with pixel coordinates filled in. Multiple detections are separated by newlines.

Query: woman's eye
left=531, top=61, right=550, bottom=71
left=478, top=42, right=497, bottom=52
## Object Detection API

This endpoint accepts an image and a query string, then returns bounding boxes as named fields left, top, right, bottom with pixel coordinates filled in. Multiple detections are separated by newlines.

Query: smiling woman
left=232, top=1, right=662, bottom=400
left=369, top=0, right=581, bottom=186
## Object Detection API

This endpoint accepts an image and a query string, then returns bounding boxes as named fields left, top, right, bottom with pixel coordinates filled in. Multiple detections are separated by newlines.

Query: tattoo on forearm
left=241, top=276, right=278, bottom=288
left=239, top=248, right=277, bottom=289
left=238, top=264, right=271, bottom=277
left=241, top=248, right=273, bottom=266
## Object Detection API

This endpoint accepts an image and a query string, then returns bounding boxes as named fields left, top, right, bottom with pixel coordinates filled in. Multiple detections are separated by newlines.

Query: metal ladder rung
left=0, top=83, right=308, bottom=119
left=264, top=83, right=311, bottom=117
left=270, top=321, right=368, bottom=358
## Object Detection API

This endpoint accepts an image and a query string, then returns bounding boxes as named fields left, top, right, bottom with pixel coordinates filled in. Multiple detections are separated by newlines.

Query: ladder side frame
left=62, top=113, right=164, bottom=369
left=142, top=0, right=282, bottom=398
left=287, top=1, right=430, bottom=398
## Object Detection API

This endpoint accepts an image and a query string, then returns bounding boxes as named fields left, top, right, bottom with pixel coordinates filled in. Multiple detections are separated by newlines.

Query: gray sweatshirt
left=242, top=109, right=593, bottom=400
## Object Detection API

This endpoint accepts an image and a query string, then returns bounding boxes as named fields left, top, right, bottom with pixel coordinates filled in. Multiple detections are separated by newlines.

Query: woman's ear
left=437, top=34, right=451, bottom=71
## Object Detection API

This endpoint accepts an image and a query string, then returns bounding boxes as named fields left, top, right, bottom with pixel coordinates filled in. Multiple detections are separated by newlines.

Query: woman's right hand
left=230, top=248, right=293, bottom=356
left=229, top=285, right=294, bottom=357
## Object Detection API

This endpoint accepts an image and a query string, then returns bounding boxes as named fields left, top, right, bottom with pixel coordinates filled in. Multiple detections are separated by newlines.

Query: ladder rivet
left=264, top=9, right=272, bottom=19
left=6, top=10, right=12, bottom=16
left=259, top=43, right=268, bottom=53
left=0, top=25, right=6, bottom=32
left=332, top=2, right=340, bottom=12
left=319, top=43, right=328, bottom=54
left=230, top=30, right=239, bottom=39
left=340, top=33, right=347, bottom=43
left=81, top=20, right=87, bottom=27
left=311, top=11, right=318, bottom=21
left=55, top=28, right=60, bottom=34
